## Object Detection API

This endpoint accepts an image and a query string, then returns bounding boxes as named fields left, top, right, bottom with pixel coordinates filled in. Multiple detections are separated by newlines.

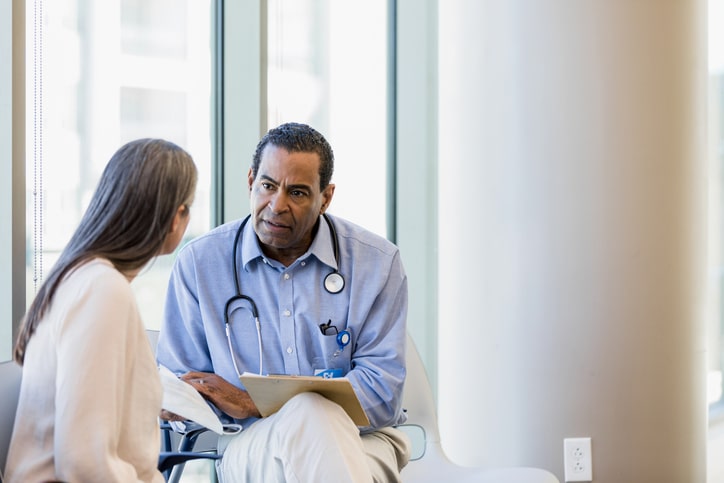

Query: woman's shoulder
left=49, top=258, right=138, bottom=336
left=62, top=258, right=130, bottom=296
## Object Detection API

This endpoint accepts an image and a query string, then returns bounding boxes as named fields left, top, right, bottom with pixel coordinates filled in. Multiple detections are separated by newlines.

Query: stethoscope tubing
left=225, top=214, right=343, bottom=377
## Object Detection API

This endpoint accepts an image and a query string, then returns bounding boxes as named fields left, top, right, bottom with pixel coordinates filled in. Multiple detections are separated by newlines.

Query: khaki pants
left=218, top=392, right=410, bottom=482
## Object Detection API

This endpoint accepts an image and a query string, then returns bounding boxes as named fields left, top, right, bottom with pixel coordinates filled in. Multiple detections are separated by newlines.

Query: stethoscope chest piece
left=324, top=272, right=345, bottom=294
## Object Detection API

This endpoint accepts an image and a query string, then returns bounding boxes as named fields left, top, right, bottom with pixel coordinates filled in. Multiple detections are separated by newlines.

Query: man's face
left=248, top=144, right=334, bottom=265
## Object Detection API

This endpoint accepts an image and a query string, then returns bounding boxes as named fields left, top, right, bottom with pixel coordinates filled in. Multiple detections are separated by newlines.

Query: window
left=266, top=0, right=391, bottom=238
left=24, top=0, right=214, bottom=333
left=3, top=0, right=394, bottom=359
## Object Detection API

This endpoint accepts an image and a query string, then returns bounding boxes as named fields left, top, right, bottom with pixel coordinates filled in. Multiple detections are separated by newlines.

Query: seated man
left=156, top=122, right=411, bottom=482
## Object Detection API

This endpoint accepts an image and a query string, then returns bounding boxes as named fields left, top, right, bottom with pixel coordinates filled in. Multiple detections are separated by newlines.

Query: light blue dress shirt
left=156, top=214, right=408, bottom=430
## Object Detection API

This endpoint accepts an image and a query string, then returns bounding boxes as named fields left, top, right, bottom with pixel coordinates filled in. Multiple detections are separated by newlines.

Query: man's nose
left=269, top=191, right=289, bottom=213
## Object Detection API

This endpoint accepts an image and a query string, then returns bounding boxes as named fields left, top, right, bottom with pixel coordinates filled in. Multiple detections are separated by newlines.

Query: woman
left=5, top=138, right=197, bottom=483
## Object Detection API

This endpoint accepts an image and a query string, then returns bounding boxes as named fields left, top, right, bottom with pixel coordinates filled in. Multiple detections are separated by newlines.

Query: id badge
left=314, top=368, right=344, bottom=378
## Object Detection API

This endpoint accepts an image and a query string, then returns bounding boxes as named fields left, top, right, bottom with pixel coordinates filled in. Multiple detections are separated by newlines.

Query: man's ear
left=248, top=168, right=254, bottom=193
left=320, top=183, right=335, bottom=214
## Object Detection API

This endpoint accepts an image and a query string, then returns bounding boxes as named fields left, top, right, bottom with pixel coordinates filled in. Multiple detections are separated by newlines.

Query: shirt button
left=283, top=310, right=291, bottom=317
left=284, top=273, right=290, bottom=280
left=301, top=261, right=306, bottom=267
left=286, top=347, right=293, bottom=354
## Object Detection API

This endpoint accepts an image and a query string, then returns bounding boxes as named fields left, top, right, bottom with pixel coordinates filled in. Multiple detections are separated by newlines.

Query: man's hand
left=159, top=409, right=186, bottom=421
left=180, top=371, right=261, bottom=420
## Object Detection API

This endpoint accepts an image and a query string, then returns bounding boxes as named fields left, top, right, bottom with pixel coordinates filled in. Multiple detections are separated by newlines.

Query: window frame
left=2, top=0, right=26, bottom=362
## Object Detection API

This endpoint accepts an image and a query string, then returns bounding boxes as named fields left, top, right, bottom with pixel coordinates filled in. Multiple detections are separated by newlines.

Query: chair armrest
left=157, top=451, right=222, bottom=474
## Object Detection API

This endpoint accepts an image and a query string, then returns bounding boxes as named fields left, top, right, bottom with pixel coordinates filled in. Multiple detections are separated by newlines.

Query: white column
left=437, top=1, right=707, bottom=480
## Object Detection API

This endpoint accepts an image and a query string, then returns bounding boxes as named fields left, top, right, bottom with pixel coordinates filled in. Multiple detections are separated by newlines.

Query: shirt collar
left=309, top=215, right=338, bottom=270
left=240, top=215, right=338, bottom=271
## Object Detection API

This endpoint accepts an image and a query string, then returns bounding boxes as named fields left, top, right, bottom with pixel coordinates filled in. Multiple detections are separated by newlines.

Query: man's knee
left=280, top=391, right=348, bottom=421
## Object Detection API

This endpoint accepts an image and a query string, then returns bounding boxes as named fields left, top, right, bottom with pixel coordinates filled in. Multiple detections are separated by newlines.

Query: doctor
left=157, top=122, right=411, bottom=482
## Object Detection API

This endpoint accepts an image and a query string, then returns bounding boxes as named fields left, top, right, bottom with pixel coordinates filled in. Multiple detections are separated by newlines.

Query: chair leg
left=167, top=463, right=186, bottom=483
left=167, top=427, right=213, bottom=482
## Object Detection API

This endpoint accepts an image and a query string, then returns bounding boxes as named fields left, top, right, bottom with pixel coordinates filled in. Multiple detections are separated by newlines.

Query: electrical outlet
left=564, top=437, right=592, bottom=482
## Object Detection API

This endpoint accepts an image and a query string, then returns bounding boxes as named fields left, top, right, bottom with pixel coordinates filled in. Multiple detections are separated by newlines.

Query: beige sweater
left=5, top=258, right=164, bottom=483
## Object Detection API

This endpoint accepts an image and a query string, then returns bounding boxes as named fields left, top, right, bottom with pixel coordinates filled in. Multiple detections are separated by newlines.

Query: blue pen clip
left=337, top=329, right=351, bottom=350
left=319, top=320, right=351, bottom=357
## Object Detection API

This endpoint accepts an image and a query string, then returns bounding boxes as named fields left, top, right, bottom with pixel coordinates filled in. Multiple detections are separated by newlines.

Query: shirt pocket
left=312, top=328, right=353, bottom=376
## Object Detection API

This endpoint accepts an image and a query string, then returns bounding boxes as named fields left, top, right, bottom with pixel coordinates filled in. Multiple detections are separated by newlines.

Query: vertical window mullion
left=1, top=0, right=26, bottom=362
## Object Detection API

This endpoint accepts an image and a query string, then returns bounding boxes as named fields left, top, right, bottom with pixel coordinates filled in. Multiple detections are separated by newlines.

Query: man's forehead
left=258, top=146, right=321, bottom=187
left=262, top=143, right=320, bottom=162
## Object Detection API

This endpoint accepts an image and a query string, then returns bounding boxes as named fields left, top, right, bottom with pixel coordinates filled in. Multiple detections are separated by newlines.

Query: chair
left=0, top=360, right=22, bottom=482
left=148, top=330, right=221, bottom=483
left=398, top=335, right=559, bottom=482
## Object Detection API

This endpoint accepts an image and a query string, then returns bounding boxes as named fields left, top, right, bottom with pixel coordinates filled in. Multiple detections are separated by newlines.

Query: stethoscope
left=224, top=214, right=350, bottom=377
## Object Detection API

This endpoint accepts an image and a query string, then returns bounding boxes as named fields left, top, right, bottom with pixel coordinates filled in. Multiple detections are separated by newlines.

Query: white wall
left=434, top=1, right=707, bottom=480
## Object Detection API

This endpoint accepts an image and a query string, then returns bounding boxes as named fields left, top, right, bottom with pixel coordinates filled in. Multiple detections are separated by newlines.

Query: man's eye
left=290, top=190, right=307, bottom=197
left=261, top=182, right=275, bottom=191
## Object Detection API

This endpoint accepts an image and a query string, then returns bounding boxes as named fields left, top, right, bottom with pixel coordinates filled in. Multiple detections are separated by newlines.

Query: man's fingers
left=160, top=409, right=185, bottom=421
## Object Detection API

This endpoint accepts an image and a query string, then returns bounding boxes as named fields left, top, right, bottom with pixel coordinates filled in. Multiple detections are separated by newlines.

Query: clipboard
left=239, top=372, right=370, bottom=426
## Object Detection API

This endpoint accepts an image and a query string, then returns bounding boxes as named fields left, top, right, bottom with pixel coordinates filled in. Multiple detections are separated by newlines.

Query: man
left=157, top=122, right=411, bottom=482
